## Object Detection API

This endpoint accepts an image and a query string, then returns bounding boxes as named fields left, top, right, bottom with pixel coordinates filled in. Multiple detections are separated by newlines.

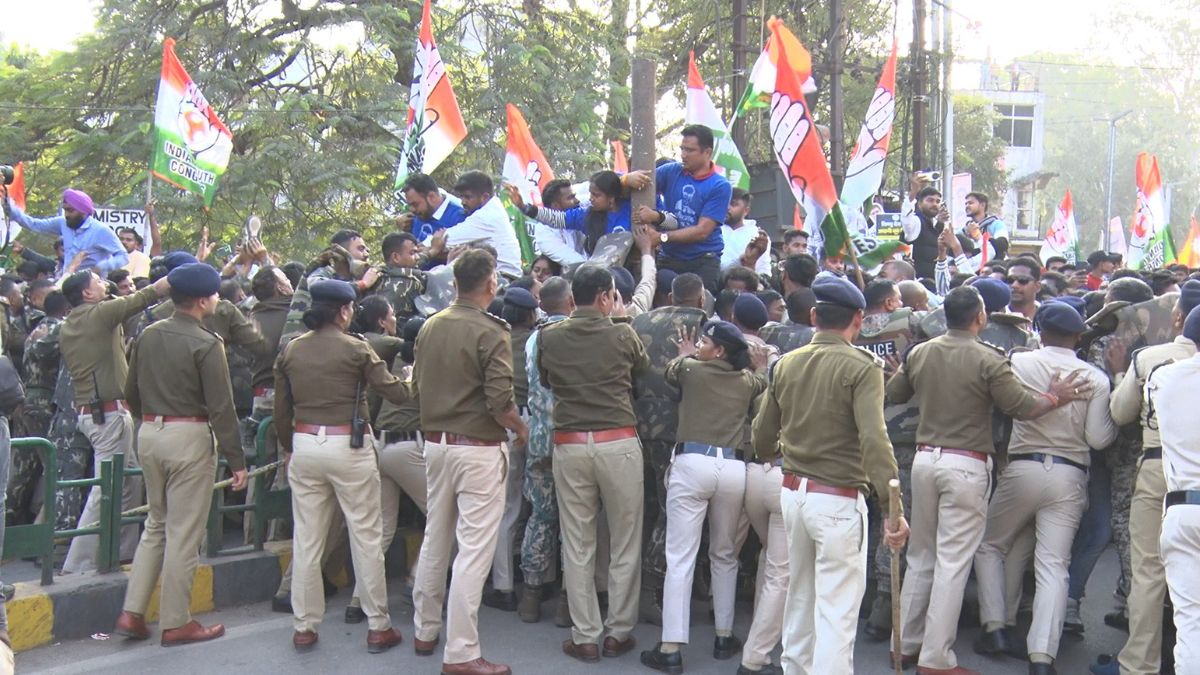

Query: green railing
left=2, top=418, right=292, bottom=585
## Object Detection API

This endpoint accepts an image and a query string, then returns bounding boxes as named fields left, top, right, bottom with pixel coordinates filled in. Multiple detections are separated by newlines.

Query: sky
left=4, top=0, right=1126, bottom=63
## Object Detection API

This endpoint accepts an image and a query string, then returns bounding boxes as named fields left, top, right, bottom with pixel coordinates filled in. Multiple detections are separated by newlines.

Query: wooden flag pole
left=889, top=478, right=903, bottom=675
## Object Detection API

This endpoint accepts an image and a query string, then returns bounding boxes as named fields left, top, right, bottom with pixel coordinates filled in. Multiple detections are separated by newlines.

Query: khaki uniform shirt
left=248, top=295, right=291, bottom=390
left=125, top=313, right=244, bottom=470
left=886, top=329, right=1040, bottom=455
left=153, top=298, right=271, bottom=358
left=375, top=357, right=420, bottom=433
left=274, top=328, right=411, bottom=453
left=1110, top=335, right=1196, bottom=450
left=538, top=307, right=650, bottom=431
left=413, top=300, right=514, bottom=441
left=511, top=326, right=533, bottom=409
left=62, top=285, right=159, bottom=405
left=752, top=332, right=898, bottom=514
left=1008, top=347, right=1117, bottom=465
left=665, top=356, right=765, bottom=449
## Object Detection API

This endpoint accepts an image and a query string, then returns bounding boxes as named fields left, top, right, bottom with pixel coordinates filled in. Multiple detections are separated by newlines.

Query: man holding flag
left=636, top=125, right=732, bottom=293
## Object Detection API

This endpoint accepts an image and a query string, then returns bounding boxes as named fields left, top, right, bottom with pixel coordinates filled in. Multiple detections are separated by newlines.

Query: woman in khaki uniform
left=274, top=278, right=412, bottom=654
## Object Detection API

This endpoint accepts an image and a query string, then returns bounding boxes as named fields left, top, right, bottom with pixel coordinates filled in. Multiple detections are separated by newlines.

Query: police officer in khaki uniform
left=752, top=276, right=909, bottom=674
left=538, top=264, right=649, bottom=663
left=640, top=320, right=766, bottom=673
left=275, top=278, right=411, bottom=654
left=114, top=263, right=248, bottom=645
left=1096, top=280, right=1200, bottom=675
left=972, top=303, right=1117, bottom=675
left=411, top=249, right=527, bottom=675
left=59, top=268, right=171, bottom=573
left=887, top=286, right=1091, bottom=675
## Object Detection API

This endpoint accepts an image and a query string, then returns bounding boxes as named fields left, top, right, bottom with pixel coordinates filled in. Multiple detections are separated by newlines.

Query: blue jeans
left=1067, top=449, right=1112, bottom=601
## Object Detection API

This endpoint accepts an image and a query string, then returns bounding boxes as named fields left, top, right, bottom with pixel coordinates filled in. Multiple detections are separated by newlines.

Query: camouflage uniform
left=630, top=304, right=708, bottom=585
left=4, top=305, right=39, bottom=379
left=758, top=323, right=815, bottom=355
left=857, top=307, right=926, bottom=627
left=278, top=246, right=369, bottom=350
left=520, top=314, right=566, bottom=587
left=7, top=316, right=61, bottom=524
left=374, top=265, right=427, bottom=321
left=50, top=362, right=92, bottom=532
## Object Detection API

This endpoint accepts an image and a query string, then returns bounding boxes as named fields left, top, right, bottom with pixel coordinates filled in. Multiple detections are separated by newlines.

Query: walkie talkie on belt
left=350, top=380, right=365, bottom=449
left=90, top=373, right=106, bottom=425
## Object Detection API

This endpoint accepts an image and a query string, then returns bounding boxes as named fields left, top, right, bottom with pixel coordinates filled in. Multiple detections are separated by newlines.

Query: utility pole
left=731, top=0, right=748, bottom=149
left=911, top=0, right=927, bottom=174
left=1100, top=109, right=1134, bottom=250
left=942, top=0, right=955, bottom=197
left=630, top=57, right=657, bottom=211
left=829, top=0, right=846, bottom=190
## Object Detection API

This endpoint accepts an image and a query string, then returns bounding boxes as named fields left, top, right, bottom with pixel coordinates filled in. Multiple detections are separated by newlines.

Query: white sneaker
left=1064, top=597, right=1084, bottom=634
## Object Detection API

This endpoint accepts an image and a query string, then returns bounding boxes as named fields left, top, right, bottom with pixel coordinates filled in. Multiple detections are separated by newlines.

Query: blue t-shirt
left=412, top=199, right=466, bottom=241
left=562, top=200, right=635, bottom=235
left=655, top=161, right=730, bottom=261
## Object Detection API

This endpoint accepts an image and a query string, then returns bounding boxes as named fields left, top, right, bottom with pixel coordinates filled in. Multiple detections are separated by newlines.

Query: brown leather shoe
left=114, top=611, right=150, bottom=640
left=367, top=627, right=403, bottom=654
left=562, top=638, right=600, bottom=663
left=414, top=635, right=440, bottom=656
left=293, top=630, right=318, bottom=652
left=160, top=620, right=225, bottom=647
left=440, top=657, right=512, bottom=675
left=602, top=635, right=636, bottom=657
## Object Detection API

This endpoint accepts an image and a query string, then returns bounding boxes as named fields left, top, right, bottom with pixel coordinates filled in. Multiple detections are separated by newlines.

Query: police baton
left=889, top=478, right=903, bottom=675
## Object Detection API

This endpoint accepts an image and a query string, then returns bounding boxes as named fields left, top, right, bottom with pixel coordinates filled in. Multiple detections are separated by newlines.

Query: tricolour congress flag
left=1178, top=214, right=1200, bottom=268
left=150, top=38, right=233, bottom=207
left=1129, top=152, right=1165, bottom=269
left=734, top=17, right=816, bottom=120
left=611, top=140, right=628, bottom=174
left=394, top=0, right=467, bottom=190
left=4, top=162, right=25, bottom=211
left=1039, top=191, right=1081, bottom=264
left=1107, top=216, right=1128, bottom=256
left=840, top=42, right=898, bottom=210
left=501, top=104, right=549, bottom=266
left=687, top=51, right=749, bottom=190
left=1140, top=226, right=1177, bottom=270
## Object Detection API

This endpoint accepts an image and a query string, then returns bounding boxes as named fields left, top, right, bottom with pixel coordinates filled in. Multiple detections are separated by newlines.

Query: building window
left=994, top=104, right=1034, bottom=148
left=1015, top=185, right=1036, bottom=234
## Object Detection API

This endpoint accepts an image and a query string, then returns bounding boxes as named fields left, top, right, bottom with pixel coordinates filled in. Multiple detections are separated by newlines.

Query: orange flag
left=3, top=162, right=25, bottom=211
left=1179, top=214, right=1200, bottom=268
left=611, top=140, right=628, bottom=174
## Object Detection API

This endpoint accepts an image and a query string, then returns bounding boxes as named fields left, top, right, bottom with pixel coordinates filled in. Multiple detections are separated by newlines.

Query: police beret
left=1179, top=279, right=1200, bottom=317
left=1185, top=304, right=1200, bottom=343
left=61, top=271, right=92, bottom=301
left=166, top=262, right=221, bottom=298
left=812, top=276, right=866, bottom=310
left=161, top=250, right=199, bottom=271
left=656, top=268, right=678, bottom=292
left=1049, top=295, right=1088, bottom=318
left=1034, top=302, right=1086, bottom=335
left=401, top=315, right=426, bottom=342
left=609, top=266, right=635, bottom=301
left=309, top=278, right=357, bottom=304
left=503, top=287, right=538, bottom=310
left=970, top=277, right=1012, bottom=314
left=702, top=319, right=748, bottom=354
left=733, top=292, right=769, bottom=330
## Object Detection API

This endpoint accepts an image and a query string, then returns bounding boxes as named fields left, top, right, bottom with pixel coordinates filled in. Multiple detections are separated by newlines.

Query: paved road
left=19, top=549, right=1129, bottom=674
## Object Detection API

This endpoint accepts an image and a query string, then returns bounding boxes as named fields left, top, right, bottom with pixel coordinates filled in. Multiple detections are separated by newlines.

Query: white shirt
left=1009, top=346, right=1117, bottom=465
left=445, top=195, right=523, bottom=277
left=532, top=220, right=586, bottom=266
left=1148, top=352, right=1200, bottom=491
left=720, top=219, right=771, bottom=276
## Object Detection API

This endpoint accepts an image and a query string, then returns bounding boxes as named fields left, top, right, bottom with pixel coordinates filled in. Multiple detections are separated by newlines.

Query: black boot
left=1028, top=661, right=1057, bottom=675
left=639, top=643, right=683, bottom=674
left=517, top=584, right=542, bottom=623
left=482, top=588, right=518, bottom=612
left=974, top=627, right=1012, bottom=656
left=713, top=634, right=743, bottom=660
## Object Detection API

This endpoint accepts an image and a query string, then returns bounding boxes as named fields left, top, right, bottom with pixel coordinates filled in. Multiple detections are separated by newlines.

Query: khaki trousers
left=974, top=457, right=1087, bottom=658
left=553, top=435, right=644, bottom=645
left=1161, top=505, right=1200, bottom=675
left=122, top=421, right=216, bottom=629
left=63, top=410, right=143, bottom=573
left=779, top=478, right=868, bottom=675
left=350, top=437, right=428, bottom=607
left=413, top=439, right=507, bottom=664
left=661, top=452, right=745, bottom=642
left=288, top=432, right=390, bottom=633
left=492, top=432, right=526, bottom=592
left=900, top=449, right=991, bottom=670
left=1119, top=458, right=1168, bottom=674
left=742, top=463, right=788, bottom=669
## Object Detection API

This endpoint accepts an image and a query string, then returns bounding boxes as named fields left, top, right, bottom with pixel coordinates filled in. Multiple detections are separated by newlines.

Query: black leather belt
left=1165, top=490, right=1200, bottom=509
left=675, top=442, right=739, bottom=460
left=375, top=430, right=419, bottom=444
left=1010, top=453, right=1088, bottom=473
left=1143, top=447, right=1162, bottom=461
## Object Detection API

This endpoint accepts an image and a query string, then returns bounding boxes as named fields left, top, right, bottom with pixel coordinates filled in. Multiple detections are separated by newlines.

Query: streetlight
left=1097, top=110, right=1133, bottom=251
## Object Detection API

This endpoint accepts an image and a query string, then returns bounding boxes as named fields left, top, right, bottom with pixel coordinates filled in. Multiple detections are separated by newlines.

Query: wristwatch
left=659, top=232, right=669, bottom=244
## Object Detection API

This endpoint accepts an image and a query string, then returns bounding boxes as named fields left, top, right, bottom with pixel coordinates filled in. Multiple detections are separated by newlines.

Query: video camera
left=0, top=166, right=14, bottom=186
